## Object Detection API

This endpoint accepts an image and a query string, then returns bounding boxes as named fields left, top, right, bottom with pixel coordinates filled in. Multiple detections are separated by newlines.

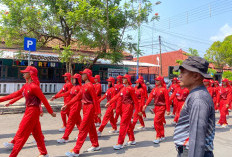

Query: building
left=133, top=49, right=188, bottom=81
left=0, top=48, right=157, bottom=94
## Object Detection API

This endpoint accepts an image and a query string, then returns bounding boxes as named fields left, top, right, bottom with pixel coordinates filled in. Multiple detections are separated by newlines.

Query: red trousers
left=115, top=100, right=122, bottom=122
left=73, top=104, right=99, bottom=154
left=173, top=101, right=184, bottom=123
left=10, top=107, right=47, bottom=157
left=218, top=101, right=228, bottom=125
left=132, top=111, right=145, bottom=130
left=118, top=104, right=135, bottom=144
left=213, top=97, right=218, bottom=111
left=62, top=102, right=82, bottom=140
left=172, top=98, right=178, bottom=115
left=154, top=106, right=166, bottom=138
left=98, top=105, right=117, bottom=132
left=61, top=107, right=70, bottom=127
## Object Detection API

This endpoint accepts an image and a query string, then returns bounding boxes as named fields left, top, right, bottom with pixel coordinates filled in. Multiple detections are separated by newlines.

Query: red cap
left=222, top=78, right=229, bottom=82
left=135, top=79, right=143, bottom=84
left=80, top=69, right=95, bottom=83
left=155, top=76, right=166, bottom=87
left=139, top=75, right=144, bottom=82
left=106, top=77, right=115, bottom=86
left=117, top=75, right=123, bottom=83
left=94, top=75, right=101, bottom=82
left=203, top=79, right=210, bottom=82
left=72, top=73, right=82, bottom=86
left=155, top=76, right=164, bottom=81
left=20, top=66, right=38, bottom=74
left=62, top=73, right=71, bottom=77
left=123, top=74, right=132, bottom=85
left=172, top=77, right=178, bottom=81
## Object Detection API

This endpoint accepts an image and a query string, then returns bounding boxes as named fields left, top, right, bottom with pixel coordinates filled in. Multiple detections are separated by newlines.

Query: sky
left=0, top=0, right=232, bottom=58
left=128, top=0, right=232, bottom=57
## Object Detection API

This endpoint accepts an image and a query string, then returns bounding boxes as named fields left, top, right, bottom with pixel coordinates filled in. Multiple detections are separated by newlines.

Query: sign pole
left=28, top=50, right=31, bottom=66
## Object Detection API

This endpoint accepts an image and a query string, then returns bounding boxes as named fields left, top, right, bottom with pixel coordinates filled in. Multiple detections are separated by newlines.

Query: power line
left=146, top=0, right=232, bottom=30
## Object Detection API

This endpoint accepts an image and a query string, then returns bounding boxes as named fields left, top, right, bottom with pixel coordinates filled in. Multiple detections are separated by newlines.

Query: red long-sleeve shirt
left=205, top=85, right=214, bottom=98
left=108, top=85, right=139, bottom=112
left=135, top=87, right=145, bottom=112
left=94, top=83, right=102, bottom=99
left=65, top=82, right=101, bottom=114
left=55, top=82, right=73, bottom=103
left=141, top=83, right=148, bottom=99
left=99, top=86, right=116, bottom=108
left=217, top=87, right=231, bottom=104
left=170, top=87, right=189, bottom=102
left=114, top=83, right=124, bottom=94
left=0, top=83, right=53, bottom=114
left=168, top=83, right=179, bottom=93
left=55, top=85, right=81, bottom=99
left=145, top=86, right=170, bottom=112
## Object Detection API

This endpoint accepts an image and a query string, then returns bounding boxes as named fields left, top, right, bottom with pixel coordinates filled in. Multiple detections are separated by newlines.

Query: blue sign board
left=24, top=37, right=36, bottom=51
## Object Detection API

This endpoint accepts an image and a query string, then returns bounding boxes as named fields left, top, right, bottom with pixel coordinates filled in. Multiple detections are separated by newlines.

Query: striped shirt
left=174, top=85, right=215, bottom=157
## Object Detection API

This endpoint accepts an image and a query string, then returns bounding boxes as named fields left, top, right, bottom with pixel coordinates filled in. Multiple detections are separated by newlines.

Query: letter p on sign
left=24, top=37, right=36, bottom=51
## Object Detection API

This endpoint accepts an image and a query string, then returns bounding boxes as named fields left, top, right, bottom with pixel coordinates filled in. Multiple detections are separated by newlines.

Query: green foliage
left=0, top=0, right=154, bottom=71
left=204, top=35, right=232, bottom=69
left=222, top=71, right=232, bottom=80
left=186, top=48, right=199, bottom=56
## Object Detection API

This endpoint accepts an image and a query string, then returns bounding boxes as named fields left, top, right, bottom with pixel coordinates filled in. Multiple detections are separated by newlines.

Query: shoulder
left=30, top=82, right=40, bottom=89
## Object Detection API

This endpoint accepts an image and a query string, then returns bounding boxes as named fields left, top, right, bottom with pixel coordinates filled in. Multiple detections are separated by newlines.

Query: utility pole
left=159, top=35, right=162, bottom=76
left=136, top=1, right=141, bottom=79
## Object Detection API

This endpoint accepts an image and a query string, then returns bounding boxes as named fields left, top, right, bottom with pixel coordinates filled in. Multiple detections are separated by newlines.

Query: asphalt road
left=0, top=109, right=232, bottom=157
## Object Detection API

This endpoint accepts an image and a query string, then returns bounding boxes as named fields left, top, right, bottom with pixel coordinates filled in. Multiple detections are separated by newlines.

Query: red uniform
left=170, top=87, right=189, bottom=123
left=108, top=74, right=139, bottom=144
left=0, top=66, right=54, bottom=157
left=217, top=79, right=231, bottom=125
left=55, top=74, right=82, bottom=140
left=213, top=81, right=220, bottom=111
left=94, top=75, right=102, bottom=124
left=66, top=69, right=100, bottom=154
left=114, top=76, right=124, bottom=123
left=139, top=76, right=148, bottom=118
left=132, top=79, right=145, bottom=129
left=98, top=77, right=117, bottom=132
left=145, top=76, right=170, bottom=139
left=168, top=78, right=179, bottom=115
left=54, top=73, right=73, bottom=128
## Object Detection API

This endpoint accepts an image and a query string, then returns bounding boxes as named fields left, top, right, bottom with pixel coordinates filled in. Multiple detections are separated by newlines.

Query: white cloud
left=210, top=24, right=232, bottom=41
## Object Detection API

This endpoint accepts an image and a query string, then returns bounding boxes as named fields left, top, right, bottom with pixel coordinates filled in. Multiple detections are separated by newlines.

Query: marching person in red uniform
left=169, top=85, right=189, bottom=124
left=114, top=75, right=124, bottom=124
left=138, top=76, right=148, bottom=118
left=106, top=74, right=139, bottom=150
left=64, top=69, right=101, bottom=157
left=203, top=79, right=214, bottom=98
left=132, top=79, right=145, bottom=130
left=213, top=81, right=220, bottom=112
left=0, top=66, right=56, bottom=157
left=94, top=75, right=102, bottom=127
left=143, top=76, right=170, bottom=144
left=97, top=77, right=118, bottom=136
left=168, top=77, right=179, bottom=116
left=216, top=78, right=231, bottom=128
left=51, top=72, right=73, bottom=132
left=51, top=74, right=82, bottom=143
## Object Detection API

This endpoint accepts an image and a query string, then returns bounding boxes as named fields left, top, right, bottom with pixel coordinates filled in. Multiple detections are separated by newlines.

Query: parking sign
left=24, top=37, right=36, bottom=51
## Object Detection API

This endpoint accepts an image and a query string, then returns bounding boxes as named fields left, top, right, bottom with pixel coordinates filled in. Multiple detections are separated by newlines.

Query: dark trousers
left=177, top=146, right=214, bottom=157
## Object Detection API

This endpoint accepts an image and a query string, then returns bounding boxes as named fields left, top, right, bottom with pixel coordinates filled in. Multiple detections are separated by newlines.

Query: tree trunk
left=69, top=58, right=73, bottom=75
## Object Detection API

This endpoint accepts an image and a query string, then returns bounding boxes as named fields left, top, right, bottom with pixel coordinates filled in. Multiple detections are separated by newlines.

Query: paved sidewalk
left=0, top=109, right=231, bottom=157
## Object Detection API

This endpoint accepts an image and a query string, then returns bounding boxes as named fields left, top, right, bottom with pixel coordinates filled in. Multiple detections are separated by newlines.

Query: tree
left=187, top=48, right=199, bottom=56
left=0, top=0, right=155, bottom=72
left=222, top=71, right=232, bottom=80
left=204, top=35, right=232, bottom=70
